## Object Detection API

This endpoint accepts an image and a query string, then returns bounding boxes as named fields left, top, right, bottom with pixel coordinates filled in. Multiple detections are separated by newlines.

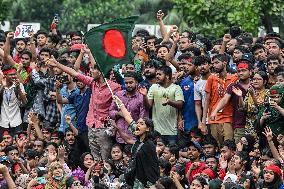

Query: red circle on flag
left=103, top=30, right=126, bottom=58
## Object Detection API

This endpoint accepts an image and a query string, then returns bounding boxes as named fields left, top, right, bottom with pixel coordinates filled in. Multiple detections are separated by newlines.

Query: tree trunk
left=261, top=11, right=273, bottom=33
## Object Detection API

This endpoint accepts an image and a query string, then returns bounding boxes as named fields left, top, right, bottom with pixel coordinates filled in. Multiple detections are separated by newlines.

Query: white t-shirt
left=0, top=84, right=25, bottom=128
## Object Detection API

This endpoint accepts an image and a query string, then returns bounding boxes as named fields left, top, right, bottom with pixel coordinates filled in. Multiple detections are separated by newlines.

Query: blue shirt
left=59, top=85, right=79, bottom=132
left=68, top=87, right=91, bottom=133
left=179, top=76, right=198, bottom=131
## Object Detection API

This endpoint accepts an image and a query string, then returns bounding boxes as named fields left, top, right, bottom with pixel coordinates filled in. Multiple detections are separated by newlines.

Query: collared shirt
left=68, top=88, right=91, bottom=133
left=59, top=85, right=79, bottom=132
left=77, top=74, right=121, bottom=128
left=23, top=69, right=46, bottom=122
left=0, top=84, right=25, bottom=128
left=179, top=76, right=198, bottom=131
left=43, top=75, right=60, bottom=124
left=109, top=90, right=148, bottom=143
left=205, top=74, right=238, bottom=124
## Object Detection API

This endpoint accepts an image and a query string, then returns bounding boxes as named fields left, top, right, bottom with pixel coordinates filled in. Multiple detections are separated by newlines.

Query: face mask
left=53, top=175, right=63, bottom=181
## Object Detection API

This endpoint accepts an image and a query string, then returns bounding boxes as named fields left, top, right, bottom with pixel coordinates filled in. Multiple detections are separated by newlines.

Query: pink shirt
left=77, top=74, right=121, bottom=128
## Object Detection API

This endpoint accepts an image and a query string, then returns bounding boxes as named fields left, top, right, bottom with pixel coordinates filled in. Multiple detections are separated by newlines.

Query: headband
left=3, top=69, right=17, bottom=75
left=265, top=165, right=282, bottom=177
left=237, top=62, right=249, bottom=69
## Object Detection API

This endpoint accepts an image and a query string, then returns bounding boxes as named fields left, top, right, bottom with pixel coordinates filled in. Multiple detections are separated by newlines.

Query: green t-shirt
left=147, top=83, right=184, bottom=135
left=14, top=64, right=29, bottom=82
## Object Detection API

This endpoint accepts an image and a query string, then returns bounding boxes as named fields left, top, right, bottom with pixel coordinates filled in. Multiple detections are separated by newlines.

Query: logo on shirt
left=184, top=85, right=190, bottom=90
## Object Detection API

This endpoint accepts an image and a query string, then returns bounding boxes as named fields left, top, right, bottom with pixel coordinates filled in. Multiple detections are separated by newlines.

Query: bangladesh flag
left=84, top=16, right=138, bottom=75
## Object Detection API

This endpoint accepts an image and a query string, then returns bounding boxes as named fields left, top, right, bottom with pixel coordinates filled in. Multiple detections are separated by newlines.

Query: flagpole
left=104, top=77, right=114, bottom=96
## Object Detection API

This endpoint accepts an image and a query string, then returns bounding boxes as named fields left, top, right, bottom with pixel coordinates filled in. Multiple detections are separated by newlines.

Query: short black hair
left=124, top=72, right=138, bottom=82
left=168, top=144, right=179, bottom=160
left=135, top=29, right=150, bottom=38
left=4, top=145, right=18, bottom=155
left=229, top=26, right=242, bottom=38
left=193, top=55, right=211, bottom=66
left=157, top=65, right=172, bottom=80
left=15, top=38, right=27, bottom=45
left=212, top=54, right=229, bottom=63
left=267, top=55, right=281, bottom=64
left=251, top=43, right=265, bottom=53
left=220, top=139, right=236, bottom=151
left=202, top=135, right=218, bottom=148
left=156, top=45, right=169, bottom=54
left=234, top=45, right=250, bottom=54
left=21, top=50, right=32, bottom=59
left=159, top=158, right=171, bottom=176
left=145, top=35, right=157, bottom=42
left=187, top=46, right=201, bottom=56
left=177, top=53, right=192, bottom=61
left=144, top=59, right=159, bottom=69
left=36, top=31, right=48, bottom=38
left=46, top=142, right=58, bottom=149
left=39, top=47, right=51, bottom=55
left=48, top=34, right=61, bottom=45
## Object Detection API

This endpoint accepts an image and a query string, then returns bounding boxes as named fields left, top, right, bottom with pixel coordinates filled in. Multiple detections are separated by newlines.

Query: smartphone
left=265, top=97, right=271, bottom=113
left=57, top=74, right=69, bottom=84
left=37, top=177, right=47, bottom=184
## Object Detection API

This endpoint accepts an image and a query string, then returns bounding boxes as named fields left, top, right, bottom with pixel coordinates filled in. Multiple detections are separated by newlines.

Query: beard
left=126, top=87, right=135, bottom=93
left=144, top=72, right=156, bottom=79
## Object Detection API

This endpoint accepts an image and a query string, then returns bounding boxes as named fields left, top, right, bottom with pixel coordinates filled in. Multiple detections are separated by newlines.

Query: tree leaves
left=171, top=0, right=283, bottom=37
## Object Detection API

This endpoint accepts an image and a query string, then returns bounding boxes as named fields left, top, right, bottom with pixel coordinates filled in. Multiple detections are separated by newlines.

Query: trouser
left=209, top=123, right=233, bottom=146
left=88, top=127, right=114, bottom=161
left=77, top=132, right=90, bottom=153
left=161, top=135, right=178, bottom=146
left=234, top=128, right=245, bottom=144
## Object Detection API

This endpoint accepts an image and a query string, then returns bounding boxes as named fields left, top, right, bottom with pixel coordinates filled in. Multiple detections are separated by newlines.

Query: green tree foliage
left=9, top=0, right=63, bottom=31
left=0, top=0, right=9, bottom=24
left=60, top=0, right=134, bottom=32
left=172, top=0, right=284, bottom=37
left=8, top=0, right=134, bottom=33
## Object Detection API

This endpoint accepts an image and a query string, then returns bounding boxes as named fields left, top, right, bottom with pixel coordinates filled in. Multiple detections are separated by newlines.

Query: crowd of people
left=0, top=9, right=283, bottom=189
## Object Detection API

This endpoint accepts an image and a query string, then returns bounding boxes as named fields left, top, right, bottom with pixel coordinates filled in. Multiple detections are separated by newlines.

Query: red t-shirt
left=185, top=161, right=205, bottom=182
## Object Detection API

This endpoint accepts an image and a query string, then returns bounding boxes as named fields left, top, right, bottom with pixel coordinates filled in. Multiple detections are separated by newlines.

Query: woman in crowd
left=113, top=95, right=159, bottom=188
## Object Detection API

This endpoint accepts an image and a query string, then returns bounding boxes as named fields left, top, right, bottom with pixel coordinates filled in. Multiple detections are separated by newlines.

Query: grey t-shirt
left=194, top=79, right=207, bottom=108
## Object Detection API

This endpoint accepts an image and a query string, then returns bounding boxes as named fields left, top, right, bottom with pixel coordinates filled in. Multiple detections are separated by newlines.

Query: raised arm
left=219, top=34, right=231, bottom=55
left=55, top=81, right=69, bottom=104
left=3, top=32, right=17, bottom=66
left=113, top=96, right=133, bottom=125
left=47, top=56, right=79, bottom=78
left=28, top=32, right=37, bottom=62
left=157, top=10, right=167, bottom=39
left=74, top=48, right=84, bottom=71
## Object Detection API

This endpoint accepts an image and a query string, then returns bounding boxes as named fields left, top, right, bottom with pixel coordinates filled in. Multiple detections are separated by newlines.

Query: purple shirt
left=227, top=82, right=247, bottom=129
left=109, top=90, right=148, bottom=143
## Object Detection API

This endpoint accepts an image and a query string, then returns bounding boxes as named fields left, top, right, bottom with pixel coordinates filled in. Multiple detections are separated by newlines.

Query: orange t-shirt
left=205, top=74, right=238, bottom=124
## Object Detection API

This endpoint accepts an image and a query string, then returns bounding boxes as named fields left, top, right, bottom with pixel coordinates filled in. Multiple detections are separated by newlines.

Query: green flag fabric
left=84, top=16, right=138, bottom=75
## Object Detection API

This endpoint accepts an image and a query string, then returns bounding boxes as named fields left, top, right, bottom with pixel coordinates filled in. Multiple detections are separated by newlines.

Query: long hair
left=142, top=117, right=155, bottom=141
